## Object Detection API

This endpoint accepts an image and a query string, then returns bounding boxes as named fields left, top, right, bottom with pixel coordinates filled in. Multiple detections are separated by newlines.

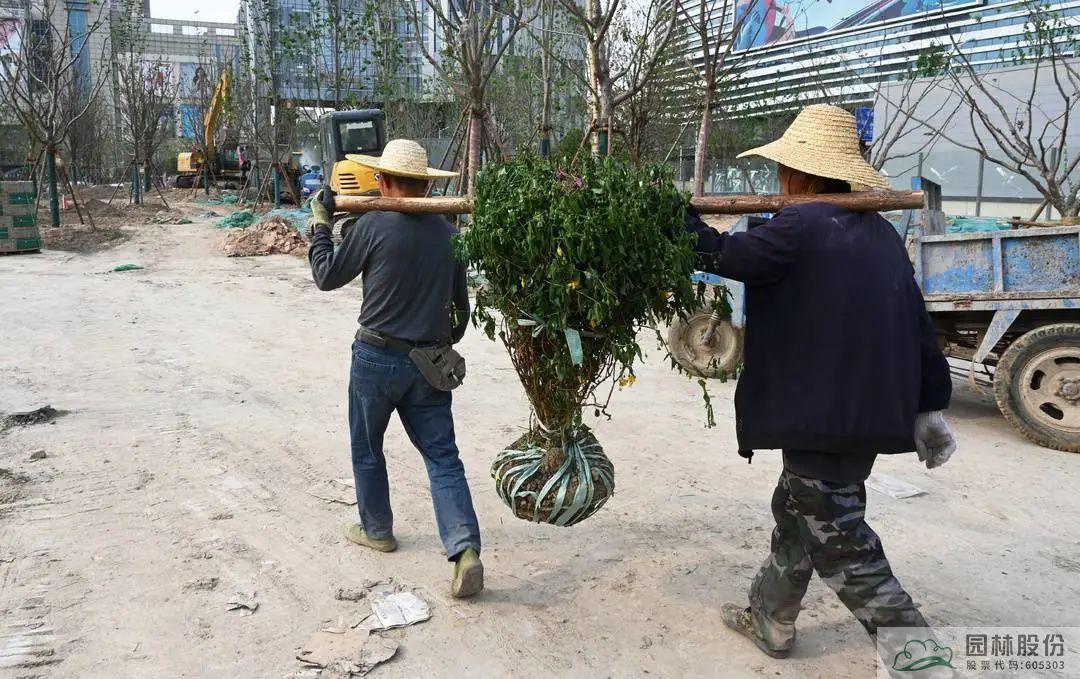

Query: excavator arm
left=202, top=69, right=230, bottom=167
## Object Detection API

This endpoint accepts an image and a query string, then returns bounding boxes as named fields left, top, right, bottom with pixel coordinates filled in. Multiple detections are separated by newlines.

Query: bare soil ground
left=1, top=218, right=1079, bottom=678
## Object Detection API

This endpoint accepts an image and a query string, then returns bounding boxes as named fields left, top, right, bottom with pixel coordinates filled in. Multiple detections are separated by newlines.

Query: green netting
left=947, top=216, right=1011, bottom=233
left=112, top=263, right=144, bottom=272
left=216, top=211, right=256, bottom=229
left=265, top=207, right=312, bottom=235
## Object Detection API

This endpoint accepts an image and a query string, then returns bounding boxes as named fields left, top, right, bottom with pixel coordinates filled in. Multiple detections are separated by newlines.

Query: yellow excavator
left=176, top=70, right=305, bottom=201
left=318, top=109, right=385, bottom=195
left=175, top=70, right=247, bottom=189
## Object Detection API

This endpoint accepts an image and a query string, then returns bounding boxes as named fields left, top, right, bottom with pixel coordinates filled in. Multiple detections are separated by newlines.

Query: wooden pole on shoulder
left=335, top=190, right=925, bottom=216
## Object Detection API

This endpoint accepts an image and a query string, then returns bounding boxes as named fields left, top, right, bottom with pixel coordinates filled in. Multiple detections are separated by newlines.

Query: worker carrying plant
left=459, top=157, right=708, bottom=526
left=681, top=104, right=957, bottom=659
left=307, top=140, right=485, bottom=599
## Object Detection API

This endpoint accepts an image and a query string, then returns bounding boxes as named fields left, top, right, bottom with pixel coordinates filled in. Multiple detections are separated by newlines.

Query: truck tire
left=667, top=311, right=743, bottom=379
left=175, top=174, right=194, bottom=189
left=993, top=323, right=1080, bottom=453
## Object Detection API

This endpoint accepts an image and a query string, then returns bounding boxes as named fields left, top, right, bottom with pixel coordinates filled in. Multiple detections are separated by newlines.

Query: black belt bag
left=357, top=327, right=466, bottom=392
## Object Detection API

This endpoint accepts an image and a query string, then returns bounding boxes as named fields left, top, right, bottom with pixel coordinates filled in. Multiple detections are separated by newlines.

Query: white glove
left=914, top=411, right=956, bottom=469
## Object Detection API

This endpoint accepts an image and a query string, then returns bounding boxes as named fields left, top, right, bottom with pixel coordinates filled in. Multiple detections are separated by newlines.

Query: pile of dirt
left=220, top=217, right=307, bottom=257
left=38, top=223, right=130, bottom=253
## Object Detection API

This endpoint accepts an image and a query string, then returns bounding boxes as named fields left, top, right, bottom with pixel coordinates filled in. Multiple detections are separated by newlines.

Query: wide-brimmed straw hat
left=347, top=139, right=458, bottom=180
left=737, top=104, right=890, bottom=190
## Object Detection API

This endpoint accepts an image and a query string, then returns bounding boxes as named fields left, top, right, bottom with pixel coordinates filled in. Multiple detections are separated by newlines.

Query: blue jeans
left=348, top=340, right=481, bottom=559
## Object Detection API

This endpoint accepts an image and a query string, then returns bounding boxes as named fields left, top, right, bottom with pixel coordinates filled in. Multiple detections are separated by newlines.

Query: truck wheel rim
left=1018, top=347, right=1080, bottom=433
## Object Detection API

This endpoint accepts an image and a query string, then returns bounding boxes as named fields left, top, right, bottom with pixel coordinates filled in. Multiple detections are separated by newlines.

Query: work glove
left=914, top=411, right=956, bottom=469
left=310, top=185, right=335, bottom=228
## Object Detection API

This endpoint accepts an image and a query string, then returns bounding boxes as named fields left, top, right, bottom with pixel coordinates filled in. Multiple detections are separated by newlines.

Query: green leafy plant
left=458, top=155, right=706, bottom=525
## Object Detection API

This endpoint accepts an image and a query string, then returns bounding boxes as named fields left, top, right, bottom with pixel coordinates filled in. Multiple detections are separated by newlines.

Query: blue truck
left=670, top=179, right=1079, bottom=452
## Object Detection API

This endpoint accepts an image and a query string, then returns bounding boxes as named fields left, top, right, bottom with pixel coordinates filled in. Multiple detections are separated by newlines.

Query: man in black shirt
left=308, top=139, right=483, bottom=598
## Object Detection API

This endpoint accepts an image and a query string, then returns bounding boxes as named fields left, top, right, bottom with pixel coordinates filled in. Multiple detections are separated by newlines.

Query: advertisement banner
left=734, top=0, right=974, bottom=51
left=0, top=17, right=21, bottom=57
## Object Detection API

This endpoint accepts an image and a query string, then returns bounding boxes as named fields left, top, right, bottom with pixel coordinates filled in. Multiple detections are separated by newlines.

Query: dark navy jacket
left=686, top=202, right=951, bottom=455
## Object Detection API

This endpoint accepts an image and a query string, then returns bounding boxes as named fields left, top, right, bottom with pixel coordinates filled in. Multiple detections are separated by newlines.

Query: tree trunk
left=693, top=102, right=710, bottom=197
left=466, top=109, right=482, bottom=196
left=46, top=148, right=60, bottom=228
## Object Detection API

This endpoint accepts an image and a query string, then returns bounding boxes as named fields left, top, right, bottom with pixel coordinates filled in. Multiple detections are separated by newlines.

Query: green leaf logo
left=892, top=639, right=955, bottom=672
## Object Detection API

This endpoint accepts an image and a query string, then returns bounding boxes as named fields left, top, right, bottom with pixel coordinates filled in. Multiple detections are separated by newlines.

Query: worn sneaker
left=451, top=548, right=484, bottom=598
left=720, top=603, right=791, bottom=659
left=343, top=524, right=398, bottom=553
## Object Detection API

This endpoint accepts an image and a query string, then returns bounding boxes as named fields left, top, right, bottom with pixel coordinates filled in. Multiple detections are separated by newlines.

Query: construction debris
left=306, top=478, right=356, bottom=506
left=225, top=590, right=259, bottom=615
left=2, top=406, right=66, bottom=431
left=220, top=217, right=307, bottom=257
left=147, top=210, right=193, bottom=225
left=297, top=629, right=399, bottom=677
left=27, top=450, right=47, bottom=461
left=866, top=473, right=927, bottom=499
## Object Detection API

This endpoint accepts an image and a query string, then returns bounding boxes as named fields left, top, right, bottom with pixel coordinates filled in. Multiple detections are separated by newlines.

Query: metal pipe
left=335, top=190, right=926, bottom=216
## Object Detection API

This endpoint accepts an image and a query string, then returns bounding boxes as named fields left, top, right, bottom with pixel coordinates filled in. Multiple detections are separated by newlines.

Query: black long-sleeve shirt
left=308, top=211, right=469, bottom=345
left=684, top=203, right=951, bottom=458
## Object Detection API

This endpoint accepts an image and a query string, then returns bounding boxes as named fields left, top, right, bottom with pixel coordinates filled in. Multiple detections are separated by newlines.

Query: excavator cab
left=319, top=110, right=385, bottom=196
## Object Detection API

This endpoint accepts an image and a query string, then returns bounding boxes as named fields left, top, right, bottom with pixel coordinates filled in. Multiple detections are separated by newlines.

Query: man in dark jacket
left=308, top=139, right=484, bottom=599
left=684, top=105, right=957, bottom=657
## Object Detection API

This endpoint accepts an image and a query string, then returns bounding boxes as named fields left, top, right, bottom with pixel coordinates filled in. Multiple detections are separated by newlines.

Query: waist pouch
left=357, top=327, right=465, bottom=391
left=408, top=345, right=467, bottom=391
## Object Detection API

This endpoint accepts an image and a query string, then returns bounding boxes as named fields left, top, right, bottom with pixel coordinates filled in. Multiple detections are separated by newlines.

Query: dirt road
left=2, top=220, right=1078, bottom=678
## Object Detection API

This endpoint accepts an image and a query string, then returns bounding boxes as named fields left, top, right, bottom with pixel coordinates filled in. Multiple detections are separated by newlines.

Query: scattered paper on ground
left=225, top=591, right=259, bottom=615
left=866, top=472, right=927, bottom=499
left=305, top=478, right=356, bottom=506
left=369, top=591, right=431, bottom=630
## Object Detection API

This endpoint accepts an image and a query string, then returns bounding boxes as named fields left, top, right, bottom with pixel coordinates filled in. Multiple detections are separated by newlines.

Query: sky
left=151, top=0, right=242, bottom=24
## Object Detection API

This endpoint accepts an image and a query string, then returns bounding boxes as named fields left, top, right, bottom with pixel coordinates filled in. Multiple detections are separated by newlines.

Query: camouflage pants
left=748, top=469, right=928, bottom=652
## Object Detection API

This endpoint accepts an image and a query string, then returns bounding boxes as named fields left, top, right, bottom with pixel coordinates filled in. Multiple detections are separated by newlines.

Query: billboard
left=734, top=0, right=973, bottom=51
left=0, top=18, right=21, bottom=57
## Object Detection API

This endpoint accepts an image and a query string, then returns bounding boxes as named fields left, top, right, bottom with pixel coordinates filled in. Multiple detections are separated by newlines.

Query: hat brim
left=346, top=154, right=458, bottom=179
left=737, top=140, right=890, bottom=190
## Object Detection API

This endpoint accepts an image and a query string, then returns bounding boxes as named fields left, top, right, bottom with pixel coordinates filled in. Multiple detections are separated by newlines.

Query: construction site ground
left=2, top=210, right=1079, bottom=678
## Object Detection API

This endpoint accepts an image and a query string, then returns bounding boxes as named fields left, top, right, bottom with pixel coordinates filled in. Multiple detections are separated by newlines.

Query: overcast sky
left=151, top=0, right=241, bottom=24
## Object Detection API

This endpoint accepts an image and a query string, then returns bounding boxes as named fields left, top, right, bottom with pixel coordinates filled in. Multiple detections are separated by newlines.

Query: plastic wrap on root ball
left=491, top=427, right=614, bottom=526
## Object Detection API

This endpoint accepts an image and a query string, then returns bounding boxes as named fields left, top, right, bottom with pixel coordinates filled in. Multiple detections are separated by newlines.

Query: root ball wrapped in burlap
left=491, top=427, right=614, bottom=526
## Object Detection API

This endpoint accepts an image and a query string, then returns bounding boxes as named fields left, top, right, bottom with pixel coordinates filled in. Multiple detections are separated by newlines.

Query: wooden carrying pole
left=335, top=190, right=925, bottom=216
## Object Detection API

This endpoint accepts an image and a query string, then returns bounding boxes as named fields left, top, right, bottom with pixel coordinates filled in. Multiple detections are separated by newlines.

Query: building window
left=182, top=25, right=208, bottom=36
left=151, top=24, right=174, bottom=34
left=215, top=28, right=236, bottom=36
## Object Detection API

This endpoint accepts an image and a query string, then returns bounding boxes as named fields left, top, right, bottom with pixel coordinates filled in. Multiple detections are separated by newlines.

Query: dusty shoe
left=451, top=548, right=484, bottom=598
left=720, top=603, right=790, bottom=659
left=344, top=524, right=398, bottom=553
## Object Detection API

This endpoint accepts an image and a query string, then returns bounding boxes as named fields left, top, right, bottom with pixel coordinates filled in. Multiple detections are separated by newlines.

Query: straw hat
left=347, top=139, right=458, bottom=180
left=737, top=104, right=890, bottom=190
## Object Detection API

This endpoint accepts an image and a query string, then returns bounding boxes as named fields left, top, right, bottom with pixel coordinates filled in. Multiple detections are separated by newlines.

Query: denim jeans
left=348, top=340, right=481, bottom=559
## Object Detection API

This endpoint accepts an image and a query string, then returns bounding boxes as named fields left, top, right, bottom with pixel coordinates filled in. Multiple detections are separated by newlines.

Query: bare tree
left=0, top=0, right=110, bottom=226
left=860, top=45, right=960, bottom=173
left=555, top=0, right=676, bottom=155
left=401, top=0, right=536, bottom=194
left=111, top=3, right=178, bottom=202
left=676, top=0, right=763, bottom=195
left=941, top=1, right=1079, bottom=219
